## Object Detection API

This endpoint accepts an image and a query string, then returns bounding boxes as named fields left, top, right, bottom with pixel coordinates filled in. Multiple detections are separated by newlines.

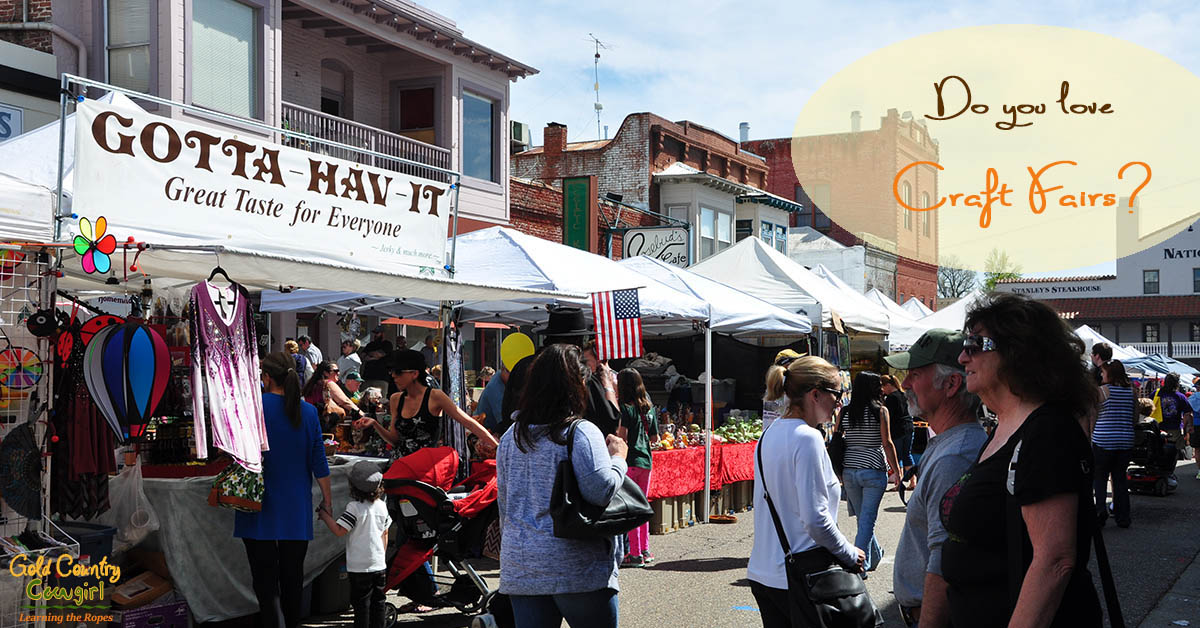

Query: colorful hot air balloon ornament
left=74, top=216, right=118, bottom=274
left=82, top=320, right=170, bottom=442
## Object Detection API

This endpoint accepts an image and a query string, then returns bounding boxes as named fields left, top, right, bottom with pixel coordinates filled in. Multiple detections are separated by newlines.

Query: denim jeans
left=1093, top=445, right=1132, bottom=526
left=842, top=467, right=887, bottom=571
left=347, top=570, right=386, bottom=628
left=510, top=588, right=619, bottom=628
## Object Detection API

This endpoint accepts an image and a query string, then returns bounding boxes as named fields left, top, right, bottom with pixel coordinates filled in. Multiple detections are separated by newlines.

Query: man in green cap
left=887, top=329, right=987, bottom=628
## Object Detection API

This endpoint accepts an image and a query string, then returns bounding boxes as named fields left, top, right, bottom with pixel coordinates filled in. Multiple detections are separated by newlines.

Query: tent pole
left=703, top=320, right=712, bottom=524
left=53, top=74, right=68, bottom=241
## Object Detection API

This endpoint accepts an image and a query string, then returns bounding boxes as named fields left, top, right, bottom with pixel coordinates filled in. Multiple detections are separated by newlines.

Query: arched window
left=902, top=182, right=913, bottom=230
left=921, top=192, right=931, bottom=236
left=320, top=59, right=352, bottom=118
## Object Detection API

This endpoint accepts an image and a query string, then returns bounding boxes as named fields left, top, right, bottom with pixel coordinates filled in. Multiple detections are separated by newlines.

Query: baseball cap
left=343, top=371, right=363, bottom=382
left=774, top=348, right=806, bottom=366
left=884, top=329, right=966, bottom=370
left=349, top=461, right=383, bottom=493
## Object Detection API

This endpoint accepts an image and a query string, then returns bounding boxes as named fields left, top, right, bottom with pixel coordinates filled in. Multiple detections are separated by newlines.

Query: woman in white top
left=748, top=356, right=865, bottom=628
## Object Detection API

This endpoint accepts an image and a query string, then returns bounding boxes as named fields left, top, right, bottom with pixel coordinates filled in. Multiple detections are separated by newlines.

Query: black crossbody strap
left=1092, top=528, right=1125, bottom=628
left=755, top=425, right=791, bottom=555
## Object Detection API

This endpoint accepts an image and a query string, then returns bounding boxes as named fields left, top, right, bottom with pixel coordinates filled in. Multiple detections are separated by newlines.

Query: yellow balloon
left=500, top=333, right=535, bottom=371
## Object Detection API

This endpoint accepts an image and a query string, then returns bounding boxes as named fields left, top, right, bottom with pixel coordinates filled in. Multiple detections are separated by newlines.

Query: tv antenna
left=589, top=33, right=610, bottom=140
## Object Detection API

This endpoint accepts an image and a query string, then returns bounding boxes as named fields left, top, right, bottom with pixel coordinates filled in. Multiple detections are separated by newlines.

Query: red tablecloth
left=645, top=442, right=759, bottom=501
left=719, top=441, right=757, bottom=484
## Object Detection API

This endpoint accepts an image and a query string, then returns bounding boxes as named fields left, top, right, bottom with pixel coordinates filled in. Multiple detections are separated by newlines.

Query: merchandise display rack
left=0, top=246, right=78, bottom=628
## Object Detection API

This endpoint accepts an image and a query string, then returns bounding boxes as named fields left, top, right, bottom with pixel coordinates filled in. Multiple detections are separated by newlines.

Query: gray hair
left=931, top=363, right=980, bottom=416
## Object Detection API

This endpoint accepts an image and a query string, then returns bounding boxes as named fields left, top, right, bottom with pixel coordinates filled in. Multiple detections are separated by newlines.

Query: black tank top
left=393, top=387, right=443, bottom=458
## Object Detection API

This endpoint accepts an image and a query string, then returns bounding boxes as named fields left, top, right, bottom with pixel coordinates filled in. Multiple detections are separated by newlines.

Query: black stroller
left=1127, top=418, right=1178, bottom=496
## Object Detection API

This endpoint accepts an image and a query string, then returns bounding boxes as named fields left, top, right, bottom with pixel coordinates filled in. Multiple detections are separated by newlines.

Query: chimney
left=739, top=122, right=750, bottom=143
left=544, top=122, right=567, bottom=156
left=850, top=111, right=862, bottom=132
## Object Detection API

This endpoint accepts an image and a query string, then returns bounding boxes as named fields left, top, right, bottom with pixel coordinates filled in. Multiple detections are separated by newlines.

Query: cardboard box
left=111, top=598, right=190, bottom=628
left=112, top=573, right=172, bottom=609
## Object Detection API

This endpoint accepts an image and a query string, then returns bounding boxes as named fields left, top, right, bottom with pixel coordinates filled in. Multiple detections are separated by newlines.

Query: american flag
left=592, top=289, right=643, bottom=360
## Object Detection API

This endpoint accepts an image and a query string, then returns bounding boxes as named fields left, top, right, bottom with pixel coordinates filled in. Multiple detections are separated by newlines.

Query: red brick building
left=509, top=114, right=801, bottom=264
left=742, top=109, right=941, bottom=309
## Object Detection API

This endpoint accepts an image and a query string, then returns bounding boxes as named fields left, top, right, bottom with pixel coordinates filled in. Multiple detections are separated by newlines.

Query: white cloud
left=425, top=1, right=1200, bottom=143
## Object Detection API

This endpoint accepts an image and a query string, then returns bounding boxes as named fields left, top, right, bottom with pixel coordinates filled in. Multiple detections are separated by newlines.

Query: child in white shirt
left=319, top=461, right=392, bottom=628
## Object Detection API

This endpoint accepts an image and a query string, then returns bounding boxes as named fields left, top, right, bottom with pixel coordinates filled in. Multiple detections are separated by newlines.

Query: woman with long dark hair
left=941, top=293, right=1101, bottom=626
left=497, top=344, right=629, bottom=628
left=835, top=371, right=900, bottom=574
left=616, top=368, right=659, bottom=567
left=1094, top=359, right=1136, bottom=528
left=303, top=360, right=360, bottom=428
left=881, top=374, right=915, bottom=490
left=235, top=352, right=332, bottom=628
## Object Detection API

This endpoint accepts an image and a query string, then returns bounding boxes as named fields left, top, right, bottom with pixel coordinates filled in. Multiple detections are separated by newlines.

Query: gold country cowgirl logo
left=788, top=24, right=1200, bottom=274
left=8, top=552, right=121, bottom=617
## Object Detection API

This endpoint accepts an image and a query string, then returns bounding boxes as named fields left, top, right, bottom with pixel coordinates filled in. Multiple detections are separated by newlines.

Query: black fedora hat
left=537, top=306, right=594, bottom=338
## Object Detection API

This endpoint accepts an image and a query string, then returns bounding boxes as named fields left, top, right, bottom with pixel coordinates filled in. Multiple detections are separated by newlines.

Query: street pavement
left=303, top=460, right=1200, bottom=627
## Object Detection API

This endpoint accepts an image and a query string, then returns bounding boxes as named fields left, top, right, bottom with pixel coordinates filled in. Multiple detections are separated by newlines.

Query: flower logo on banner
left=74, top=216, right=117, bottom=274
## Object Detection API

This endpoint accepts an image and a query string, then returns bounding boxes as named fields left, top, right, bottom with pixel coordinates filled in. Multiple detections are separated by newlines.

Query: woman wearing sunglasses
left=748, top=356, right=865, bottom=627
left=940, top=293, right=1101, bottom=627
left=302, top=360, right=360, bottom=430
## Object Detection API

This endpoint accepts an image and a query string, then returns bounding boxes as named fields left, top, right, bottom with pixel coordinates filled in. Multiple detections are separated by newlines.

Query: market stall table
left=108, top=455, right=387, bottom=623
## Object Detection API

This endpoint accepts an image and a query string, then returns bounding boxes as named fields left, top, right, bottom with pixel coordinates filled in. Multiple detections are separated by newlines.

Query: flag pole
left=703, top=317, right=712, bottom=524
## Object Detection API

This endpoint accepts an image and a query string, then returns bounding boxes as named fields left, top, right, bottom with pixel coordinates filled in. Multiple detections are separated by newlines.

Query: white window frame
left=102, top=0, right=156, bottom=95
left=185, top=0, right=267, bottom=120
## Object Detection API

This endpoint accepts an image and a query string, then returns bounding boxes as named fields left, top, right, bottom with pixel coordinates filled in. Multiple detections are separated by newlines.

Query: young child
left=319, top=461, right=392, bottom=628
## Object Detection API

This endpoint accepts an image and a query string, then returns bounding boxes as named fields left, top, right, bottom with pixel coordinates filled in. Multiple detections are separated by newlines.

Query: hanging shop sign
left=624, top=226, right=688, bottom=267
left=72, top=98, right=451, bottom=272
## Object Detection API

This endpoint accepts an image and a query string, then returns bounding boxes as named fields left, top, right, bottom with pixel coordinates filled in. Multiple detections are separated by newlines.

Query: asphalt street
left=303, top=459, right=1200, bottom=628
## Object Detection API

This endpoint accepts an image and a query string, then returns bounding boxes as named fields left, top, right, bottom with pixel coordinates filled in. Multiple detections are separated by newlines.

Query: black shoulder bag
left=756, top=434, right=884, bottom=628
left=550, top=420, right=654, bottom=540
left=828, top=409, right=848, bottom=477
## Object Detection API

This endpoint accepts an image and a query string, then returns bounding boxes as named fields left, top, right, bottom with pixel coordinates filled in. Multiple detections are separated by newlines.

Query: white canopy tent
left=690, top=237, right=890, bottom=335
left=1073, top=325, right=1146, bottom=362
left=811, top=264, right=905, bottom=328
left=865, top=288, right=916, bottom=321
left=0, top=173, right=55, bottom=243
left=903, top=297, right=934, bottom=318
left=888, top=290, right=985, bottom=350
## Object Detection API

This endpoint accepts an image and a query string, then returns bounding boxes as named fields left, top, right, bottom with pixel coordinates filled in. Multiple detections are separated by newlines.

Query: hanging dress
left=189, top=281, right=269, bottom=471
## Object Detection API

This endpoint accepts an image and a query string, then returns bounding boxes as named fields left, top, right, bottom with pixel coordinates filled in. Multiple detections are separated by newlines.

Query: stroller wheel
left=383, top=602, right=398, bottom=628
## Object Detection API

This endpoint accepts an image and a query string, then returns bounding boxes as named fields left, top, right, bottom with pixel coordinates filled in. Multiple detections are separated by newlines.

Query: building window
left=735, top=219, right=753, bottom=242
left=815, top=208, right=831, bottom=229
left=106, top=0, right=151, bottom=93
left=902, top=182, right=913, bottom=230
left=796, top=183, right=832, bottom=230
left=699, top=206, right=732, bottom=260
left=1143, top=269, right=1160, bottom=295
left=668, top=205, right=689, bottom=224
left=1194, top=268, right=1200, bottom=293
left=718, top=211, right=732, bottom=252
left=1143, top=323, right=1160, bottom=343
left=192, top=0, right=260, bottom=118
left=320, top=59, right=351, bottom=118
left=921, top=192, right=931, bottom=236
left=795, top=210, right=812, bottom=228
left=776, top=224, right=787, bottom=253
left=1191, top=322, right=1200, bottom=342
left=463, top=91, right=498, bottom=182
left=899, top=292, right=905, bottom=302
left=761, top=221, right=774, bottom=246
left=395, top=84, right=437, bottom=145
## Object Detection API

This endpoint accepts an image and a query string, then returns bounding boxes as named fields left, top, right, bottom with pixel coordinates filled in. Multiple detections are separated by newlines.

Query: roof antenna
left=588, top=33, right=610, bottom=141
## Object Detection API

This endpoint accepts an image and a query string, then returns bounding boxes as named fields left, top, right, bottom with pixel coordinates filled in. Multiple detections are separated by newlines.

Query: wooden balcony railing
left=281, top=102, right=452, bottom=183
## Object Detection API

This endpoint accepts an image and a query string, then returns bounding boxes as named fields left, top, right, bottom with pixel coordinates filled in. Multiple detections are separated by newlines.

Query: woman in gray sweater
left=497, top=344, right=630, bottom=628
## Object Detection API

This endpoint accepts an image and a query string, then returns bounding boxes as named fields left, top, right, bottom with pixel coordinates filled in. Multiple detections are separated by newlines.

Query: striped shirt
left=841, top=405, right=887, bottom=470
left=1093, top=385, right=1136, bottom=450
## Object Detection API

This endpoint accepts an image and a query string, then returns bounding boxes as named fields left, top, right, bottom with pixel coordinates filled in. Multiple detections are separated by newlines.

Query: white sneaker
left=1195, top=470, right=1200, bottom=480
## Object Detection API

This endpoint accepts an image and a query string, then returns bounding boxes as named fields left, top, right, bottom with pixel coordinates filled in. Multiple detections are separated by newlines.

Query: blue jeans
left=510, top=588, right=619, bottom=628
left=842, top=467, right=887, bottom=571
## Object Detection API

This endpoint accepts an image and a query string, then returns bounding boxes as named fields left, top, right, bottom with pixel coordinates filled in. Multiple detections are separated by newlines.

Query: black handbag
left=757, top=435, right=883, bottom=628
left=549, top=420, right=654, bottom=540
left=828, top=411, right=847, bottom=477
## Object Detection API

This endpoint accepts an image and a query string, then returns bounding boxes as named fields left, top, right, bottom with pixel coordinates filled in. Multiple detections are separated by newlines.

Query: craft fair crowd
left=232, top=293, right=1199, bottom=628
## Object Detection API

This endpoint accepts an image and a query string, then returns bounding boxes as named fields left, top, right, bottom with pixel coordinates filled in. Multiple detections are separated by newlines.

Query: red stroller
left=381, top=447, right=499, bottom=623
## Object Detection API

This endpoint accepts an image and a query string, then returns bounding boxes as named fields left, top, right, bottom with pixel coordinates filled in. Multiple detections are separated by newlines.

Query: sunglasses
left=814, top=385, right=842, bottom=398
left=962, top=334, right=997, bottom=357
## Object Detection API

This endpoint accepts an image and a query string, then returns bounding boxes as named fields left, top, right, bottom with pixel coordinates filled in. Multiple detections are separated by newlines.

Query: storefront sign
left=1009, top=284, right=1103, bottom=295
left=563, top=177, right=590, bottom=251
left=624, top=226, right=689, bottom=266
left=73, top=99, right=450, bottom=272
left=0, top=102, right=22, bottom=140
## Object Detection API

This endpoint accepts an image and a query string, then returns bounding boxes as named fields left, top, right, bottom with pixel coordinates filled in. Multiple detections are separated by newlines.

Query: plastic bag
left=101, top=458, right=161, bottom=555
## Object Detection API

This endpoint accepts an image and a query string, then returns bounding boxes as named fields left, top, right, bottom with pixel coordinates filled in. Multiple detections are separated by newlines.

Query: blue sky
left=426, top=1, right=1200, bottom=276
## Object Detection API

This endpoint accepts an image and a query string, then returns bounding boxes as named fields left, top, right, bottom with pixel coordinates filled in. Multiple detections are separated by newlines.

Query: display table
left=111, top=455, right=387, bottom=623
left=645, top=442, right=757, bottom=501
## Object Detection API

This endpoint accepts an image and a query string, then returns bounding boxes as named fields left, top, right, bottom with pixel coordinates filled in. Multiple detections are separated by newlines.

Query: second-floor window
left=1194, top=268, right=1200, bottom=293
left=1143, top=269, right=1160, bottom=294
left=1143, top=323, right=1159, bottom=343
left=1191, top=322, right=1200, bottom=342
left=902, top=182, right=913, bottom=230
left=192, top=0, right=260, bottom=119
left=699, top=206, right=732, bottom=260
left=463, top=91, right=497, bottom=182
left=776, top=224, right=788, bottom=253
left=921, top=192, right=931, bottom=236
left=106, top=0, right=151, bottom=93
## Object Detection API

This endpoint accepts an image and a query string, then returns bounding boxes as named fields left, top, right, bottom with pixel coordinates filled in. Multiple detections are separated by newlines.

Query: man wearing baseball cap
left=887, top=329, right=987, bottom=628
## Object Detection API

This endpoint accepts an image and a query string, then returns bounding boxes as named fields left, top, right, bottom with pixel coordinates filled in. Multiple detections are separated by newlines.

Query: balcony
left=1124, top=342, right=1200, bottom=360
left=281, top=102, right=452, bottom=183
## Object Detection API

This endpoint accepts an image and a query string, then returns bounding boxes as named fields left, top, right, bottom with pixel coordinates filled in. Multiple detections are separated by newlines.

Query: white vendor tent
left=889, top=290, right=985, bottom=350
left=811, top=264, right=904, bottom=328
left=689, top=237, right=890, bottom=335
left=866, top=288, right=916, bottom=321
left=1073, top=325, right=1146, bottom=362
left=0, top=173, right=55, bottom=243
left=617, top=255, right=812, bottom=336
left=903, top=296, right=934, bottom=318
